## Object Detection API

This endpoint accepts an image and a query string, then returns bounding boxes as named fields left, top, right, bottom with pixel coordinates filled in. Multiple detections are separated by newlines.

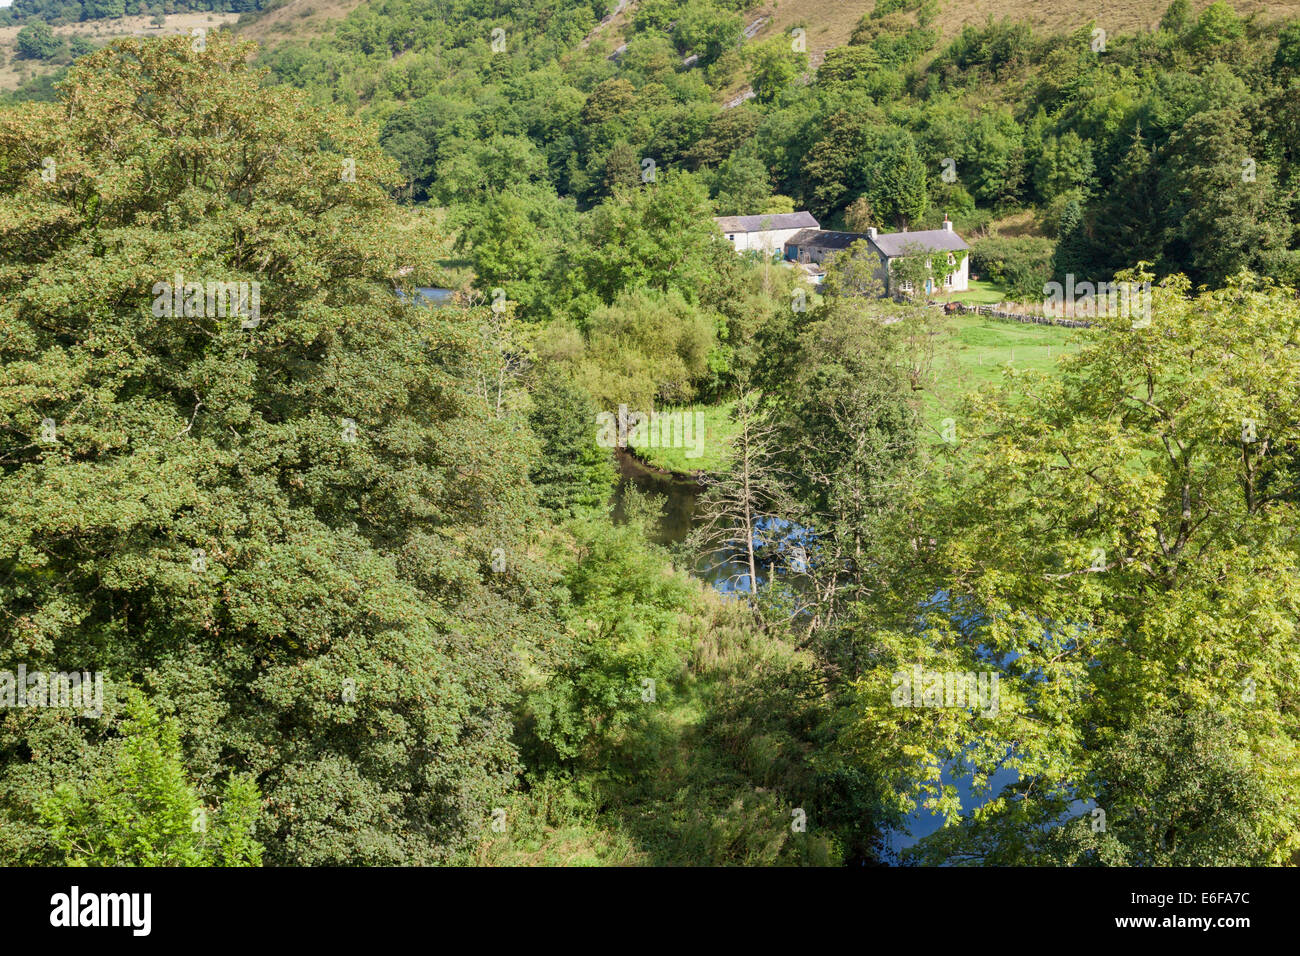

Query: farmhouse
left=784, top=218, right=970, bottom=296
left=713, top=211, right=820, bottom=255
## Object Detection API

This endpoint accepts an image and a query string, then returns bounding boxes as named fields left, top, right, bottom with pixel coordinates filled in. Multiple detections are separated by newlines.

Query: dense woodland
left=255, top=0, right=1300, bottom=299
left=0, top=1, right=1298, bottom=867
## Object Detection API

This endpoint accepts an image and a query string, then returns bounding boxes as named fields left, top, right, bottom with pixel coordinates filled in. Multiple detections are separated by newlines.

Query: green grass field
left=634, top=314, right=1081, bottom=474
left=926, top=313, right=1079, bottom=427
left=945, top=280, right=1008, bottom=306
left=637, top=314, right=1076, bottom=476
left=627, top=400, right=736, bottom=474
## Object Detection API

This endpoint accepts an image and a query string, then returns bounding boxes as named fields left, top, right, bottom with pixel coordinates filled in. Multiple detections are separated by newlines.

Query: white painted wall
left=949, top=253, right=970, bottom=292
left=889, top=251, right=969, bottom=296
left=724, top=227, right=808, bottom=256
left=936, top=253, right=969, bottom=292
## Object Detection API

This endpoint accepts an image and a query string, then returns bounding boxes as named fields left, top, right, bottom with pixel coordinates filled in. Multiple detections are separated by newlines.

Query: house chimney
left=943, top=214, right=953, bottom=232
left=867, top=227, right=878, bottom=238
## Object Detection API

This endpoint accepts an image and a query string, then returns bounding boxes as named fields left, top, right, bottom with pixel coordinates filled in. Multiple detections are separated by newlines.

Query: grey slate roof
left=713, top=211, right=820, bottom=233
left=784, top=229, right=868, bottom=250
left=868, top=228, right=969, bottom=258
left=784, top=228, right=821, bottom=246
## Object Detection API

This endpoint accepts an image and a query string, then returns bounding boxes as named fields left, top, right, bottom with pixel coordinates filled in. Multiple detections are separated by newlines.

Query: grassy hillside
left=751, top=0, right=1300, bottom=62
left=586, top=0, right=1300, bottom=72
left=9, top=1, right=1296, bottom=99
left=233, top=0, right=368, bottom=48
left=0, top=12, right=238, bottom=92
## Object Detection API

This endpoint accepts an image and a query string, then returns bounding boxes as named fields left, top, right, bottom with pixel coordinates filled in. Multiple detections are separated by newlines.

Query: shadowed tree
left=0, top=33, right=546, bottom=865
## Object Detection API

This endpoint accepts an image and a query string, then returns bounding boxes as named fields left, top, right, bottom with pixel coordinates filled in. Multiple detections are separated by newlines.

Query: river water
left=613, top=448, right=809, bottom=594
left=612, top=449, right=702, bottom=547
left=612, top=447, right=1019, bottom=863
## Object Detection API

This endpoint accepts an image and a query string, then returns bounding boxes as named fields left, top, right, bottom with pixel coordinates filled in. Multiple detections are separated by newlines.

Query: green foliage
left=490, top=595, right=852, bottom=866
left=576, top=287, right=718, bottom=409
left=0, top=34, right=539, bottom=865
left=6, top=0, right=1300, bottom=873
left=452, top=183, right=575, bottom=320
left=1032, top=131, right=1094, bottom=203
left=433, top=134, right=549, bottom=207
left=1084, top=708, right=1279, bottom=866
left=849, top=5, right=938, bottom=69
left=710, top=152, right=774, bottom=217
left=746, top=36, right=807, bottom=104
left=1159, top=0, right=1193, bottom=35
left=16, top=22, right=61, bottom=60
left=868, top=131, right=929, bottom=228
left=1156, top=109, right=1291, bottom=286
left=1185, top=2, right=1245, bottom=57
left=523, top=508, right=694, bottom=766
left=565, top=171, right=720, bottom=309
left=668, top=2, right=743, bottom=68
left=844, top=272, right=1300, bottom=866
left=1, top=0, right=264, bottom=22
left=1049, top=194, right=1089, bottom=274
left=527, top=369, right=615, bottom=516
left=40, top=692, right=263, bottom=866
left=820, top=240, right=886, bottom=298
left=932, top=17, right=1036, bottom=80
left=805, top=115, right=928, bottom=225
left=1275, top=19, right=1300, bottom=73
left=773, top=303, right=919, bottom=543
left=969, top=236, right=1055, bottom=300
left=67, top=35, right=95, bottom=58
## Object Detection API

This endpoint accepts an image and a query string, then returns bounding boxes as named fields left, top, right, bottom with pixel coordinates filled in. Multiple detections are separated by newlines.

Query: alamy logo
left=1042, top=275, right=1152, bottom=325
left=50, top=886, right=151, bottom=936
left=0, top=666, right=102, bottom=717
left=596, top=404, right=705, bottom=460
left=152, top=273, right=261, bottom=328
left=891, top=665, right=1000, bottom=717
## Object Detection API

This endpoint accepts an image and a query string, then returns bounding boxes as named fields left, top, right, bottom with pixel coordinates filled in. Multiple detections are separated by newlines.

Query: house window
left=727, top=235, right=735, bottom=241
left=948, top=253, right=956, bottom=265
left=945, top=273, right=954, bottom=286
left=899, top=280, right=914, bottom=293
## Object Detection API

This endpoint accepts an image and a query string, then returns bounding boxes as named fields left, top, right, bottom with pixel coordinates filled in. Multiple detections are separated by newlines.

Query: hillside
left=6, top=0, right=1299, bottom=96
left=773, top=0, right=1299, bottom=55
left=582, top=0, right=1300, bottom=67
left=233, top=0, right=367, bottom=48
left=0, top=12, right=238, bottom=92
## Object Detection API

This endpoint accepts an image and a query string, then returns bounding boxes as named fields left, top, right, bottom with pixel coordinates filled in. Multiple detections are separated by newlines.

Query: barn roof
left=783, top=229, right=868, bottom=250
left=713, top=211, right=820, bottom=233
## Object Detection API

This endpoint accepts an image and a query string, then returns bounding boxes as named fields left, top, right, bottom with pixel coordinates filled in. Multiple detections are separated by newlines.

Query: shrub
left=970, top=236, right=1055, bottom=300
left=16, top=23, right=62, bottom=60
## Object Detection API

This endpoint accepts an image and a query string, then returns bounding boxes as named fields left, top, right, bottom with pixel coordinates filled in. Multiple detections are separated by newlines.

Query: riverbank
left=625, top=400, right=737, bottom=475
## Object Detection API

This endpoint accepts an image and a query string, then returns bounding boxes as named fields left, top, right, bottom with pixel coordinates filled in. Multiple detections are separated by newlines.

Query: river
left=612, top=448, right=808, bottom=594
left=612, top=448, right=703, bottom=547
left=612, top=449, right=751, bottom=592
left=612, top=447, right=1020, bottom=863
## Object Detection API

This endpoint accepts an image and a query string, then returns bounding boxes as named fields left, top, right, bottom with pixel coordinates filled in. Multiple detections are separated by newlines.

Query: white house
left=783, top=217, right=970, bottom=296
left=713, top=211, right=820, bottom=256
left=867, top=219, right=970, bottom=296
